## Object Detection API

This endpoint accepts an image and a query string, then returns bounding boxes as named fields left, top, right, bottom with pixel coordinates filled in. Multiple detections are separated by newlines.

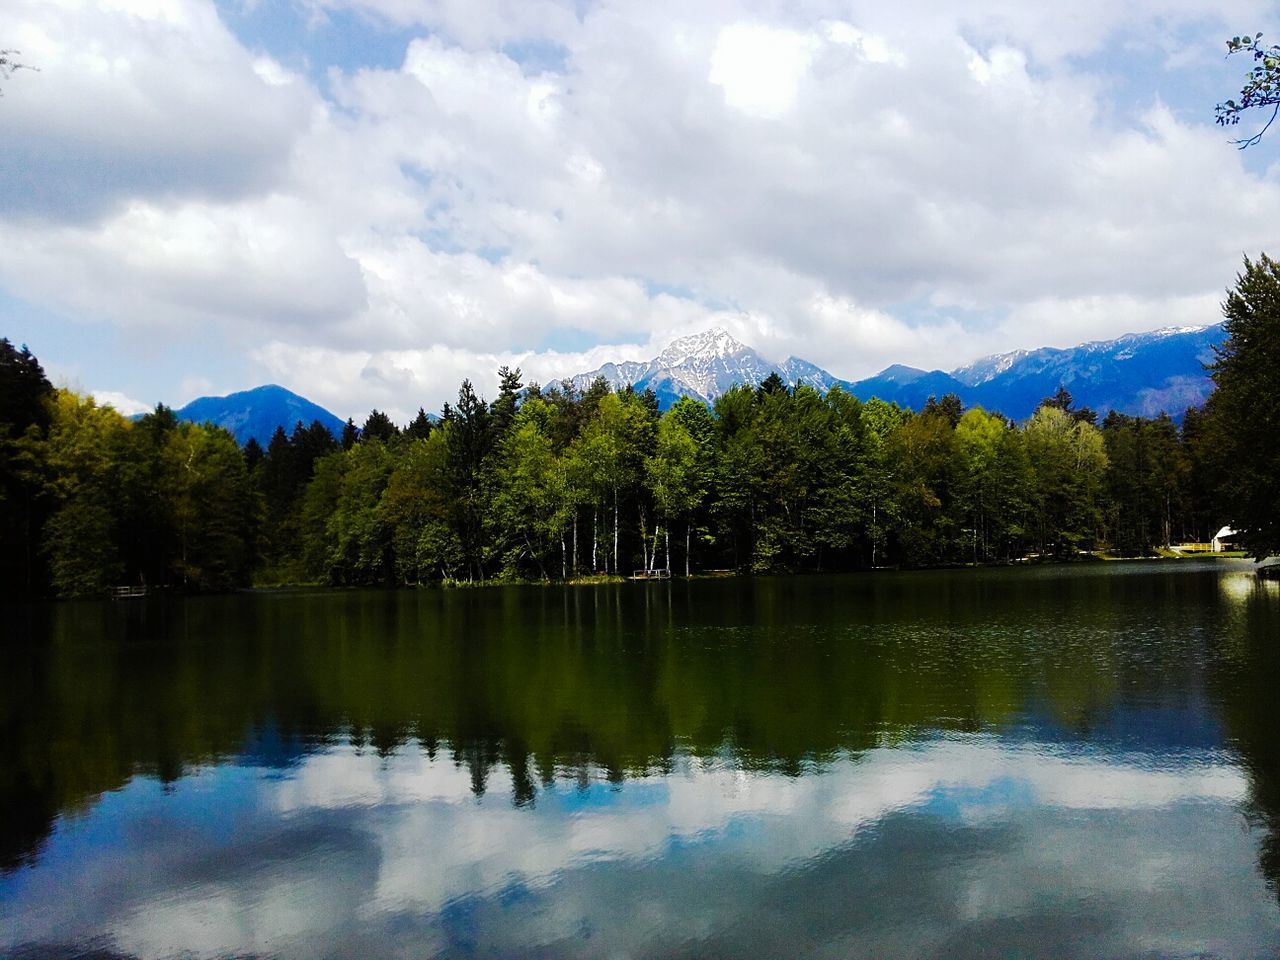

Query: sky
left=4, top=0, right=1280, bottom=423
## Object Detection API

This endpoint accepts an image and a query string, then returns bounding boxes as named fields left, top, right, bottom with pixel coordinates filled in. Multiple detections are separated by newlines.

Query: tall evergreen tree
left=1208, top=253, right=1280, bottom=558
left=0, top=339, right=53, bottom=596
left=243, top=436, right=265, bottom=473
left=361, top=410, right=399, bottom=444
left=405, top=407, right=433, bottom=440
left=489, top=366, right=523, bottom=441
left=341, top=418, right=360, bottom=450
left=446, top=380, right=491, bottom=580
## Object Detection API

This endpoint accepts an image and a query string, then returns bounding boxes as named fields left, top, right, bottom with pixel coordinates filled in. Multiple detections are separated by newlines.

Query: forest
left=7, top=251, right=1280, bottom=600
left=0, top=339, right=1232, bottom=600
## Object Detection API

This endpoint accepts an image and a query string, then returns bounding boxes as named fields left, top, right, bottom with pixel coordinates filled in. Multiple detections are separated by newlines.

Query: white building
left=1212, top=526, right=1238, bottom=553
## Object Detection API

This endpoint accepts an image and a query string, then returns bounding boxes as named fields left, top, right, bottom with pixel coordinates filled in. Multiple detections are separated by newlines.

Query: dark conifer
left=361, top=409, right=399, bottom=443
left=406, top=407, right=433, bottom=440
left=243, top=437, right=265, bottom=472
left=341, top=418, right=359, bottom=450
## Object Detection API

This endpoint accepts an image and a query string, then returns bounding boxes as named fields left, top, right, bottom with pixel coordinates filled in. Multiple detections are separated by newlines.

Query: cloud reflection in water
left=1, top=733, right=1273, bottom=960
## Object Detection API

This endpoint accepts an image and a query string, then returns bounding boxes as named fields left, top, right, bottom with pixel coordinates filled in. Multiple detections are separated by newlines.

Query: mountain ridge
left=162, top=323, right=1227, bottom=448
left=568, top=323, right=1227, bottom=420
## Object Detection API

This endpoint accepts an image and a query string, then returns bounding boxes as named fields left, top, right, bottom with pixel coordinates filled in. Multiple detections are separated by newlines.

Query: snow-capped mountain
left=953, top=326, right=1217, bottom=387
left=565, top=323, right=1227, bottom=419
left=939, top=323, right=1226, bottom=419
left=568, top=329, right=839, bottom=407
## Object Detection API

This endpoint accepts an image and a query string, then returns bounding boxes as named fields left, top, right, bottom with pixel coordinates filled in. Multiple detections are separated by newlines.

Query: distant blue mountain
left=569, top=324, right=1228, bottom=420
left=173, top=324, right=1225, bottom=446
left=845, top=365, right=971, bottom=409
left=175, top=384, right=345, bottom=446
left=851, top=324, right=1226, bottom=420
left=949, top=323, right=1226, bottom=420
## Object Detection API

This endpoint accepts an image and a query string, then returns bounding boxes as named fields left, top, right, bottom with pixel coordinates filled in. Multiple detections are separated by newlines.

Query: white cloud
left=3, top=735, right=1259, bottom=959
left=4, top=0, right=1280, bottom=413
left=91, top=390, right=152, bottom=416
left=709, top=23, right=817, bottom=119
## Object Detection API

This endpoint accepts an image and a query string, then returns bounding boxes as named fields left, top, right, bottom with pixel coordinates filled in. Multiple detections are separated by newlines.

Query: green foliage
left=646, top=408, right=704, bottom=574
left=0, top=338, right=54, bottom=596
left=1101, top=412, right=1186, bottom=554
left=487, top=397, right=569, bottom=579
left=42, top=392, right=127, bottom=597
left=1217, top=33, right=1280, bottom=147
left=1023, top=406, right=1109, bottom=557
left=7, top=327, right=1254, bottom=597
left=1206, top=254, right=1280, bottom=559
left=341, top=418, right=359, bottom=450
left=168, top=423, right=256, bottom=590
left=360, top=409, right=399, bottom=444
left=328, top=439, right=396, bottom=583
left=405, top=408, right=433, bottom=440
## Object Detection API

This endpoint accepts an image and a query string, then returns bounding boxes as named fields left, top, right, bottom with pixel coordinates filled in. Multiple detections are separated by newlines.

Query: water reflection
left=0, top=738, right=1268, bottom=959
left=2, top=561, right=1280, bottom=958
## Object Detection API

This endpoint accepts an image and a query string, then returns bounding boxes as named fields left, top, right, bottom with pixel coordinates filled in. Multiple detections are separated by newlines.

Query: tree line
left=0, top=343, right=1240, bottom=600
left=4, top=253, right=1278, bottom=599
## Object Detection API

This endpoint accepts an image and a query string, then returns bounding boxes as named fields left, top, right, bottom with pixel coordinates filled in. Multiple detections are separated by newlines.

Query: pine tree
left=341, top=418, right=359, bottom=451
left=243, top=436, right=265, bottom=473
left=1208, top=254, right=1280, bottom=559
left=361, top=410, right=399, bottom=444
left=0, top=339, right=53, bottom=596
left=405, top=407, right=433, bottom=440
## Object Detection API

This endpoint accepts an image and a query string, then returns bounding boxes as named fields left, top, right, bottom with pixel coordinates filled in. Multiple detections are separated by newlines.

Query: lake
left=2, top=560, right=1279, bottom=959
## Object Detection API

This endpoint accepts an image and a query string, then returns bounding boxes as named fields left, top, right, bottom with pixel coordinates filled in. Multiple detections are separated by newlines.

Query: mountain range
left=167, top=324, right=1227, bottom=445
left=569, top=324, right=1226, bottom=420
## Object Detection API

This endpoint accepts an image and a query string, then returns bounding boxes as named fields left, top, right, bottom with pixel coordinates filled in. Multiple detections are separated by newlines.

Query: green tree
left=445, top=380, right=490, bottom=580
left=647, top=410, right=703, bottom=574
left=41, top=391, right=128, bottom=597
left=1180, top=405, right=1219, bottom=543
left=243, top=436, right=265, bottom=473
left=328, top=439, right=396, bottom=583
left=1101, top=412, right=1186, bottom=554
left=360, top=410, right=399, bottom=444
left=298, top=451, right=346, bottom=581
left=113, top=405, right=181, bottom=587
left=891, top=405, right=957, bottom=565
left=0, top=339, right=53, bottom=596
left=953, top=407, right=1008, bottom=562
left=341, top=418, right=359, bottom=450
left=1024, top=406, right=1109, bottom=557
left=488, top=366, right=524, bottom=440
left=570, top=390, right=654, bottom=574
left=1207, top=254, right=1280, bottom=558
left=810, top=386, right=868, bottom=566
left=857, top=398, right=908, bottom=567
left=378, top=432, right=460, bottom=583
left=1216, top=33, right=1280, bottom=147
left=405, top=408, right=433, bottom=440
left=488, top=397, right=568, bottom=580
left=709, top=385, right=759, bottom=570
left=166, top=424, right=256, bottom=591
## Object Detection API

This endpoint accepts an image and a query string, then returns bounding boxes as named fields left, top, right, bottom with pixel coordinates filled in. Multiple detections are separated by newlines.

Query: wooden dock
left=630, top=569, right=672, bottom=581
left=112, top=586, right=148, bottom=599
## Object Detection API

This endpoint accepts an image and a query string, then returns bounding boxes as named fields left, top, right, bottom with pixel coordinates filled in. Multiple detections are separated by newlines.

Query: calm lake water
left=3, top=561, right=1280, bottom=959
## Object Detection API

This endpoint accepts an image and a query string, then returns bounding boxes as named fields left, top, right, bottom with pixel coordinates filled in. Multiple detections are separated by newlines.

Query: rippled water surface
left=3, top=561, right=1280, bottom=959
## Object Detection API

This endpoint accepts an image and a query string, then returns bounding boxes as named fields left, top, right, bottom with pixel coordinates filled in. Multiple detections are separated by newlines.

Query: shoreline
left=243, top=552, right=1259, bottom=594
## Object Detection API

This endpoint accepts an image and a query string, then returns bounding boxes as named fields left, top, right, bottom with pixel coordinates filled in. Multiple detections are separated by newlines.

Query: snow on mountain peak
left=658, top=328, right=749, bottom=367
